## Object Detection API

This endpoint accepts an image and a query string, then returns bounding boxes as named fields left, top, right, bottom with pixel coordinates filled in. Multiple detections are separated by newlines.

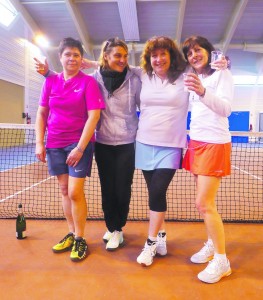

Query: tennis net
left=0, top=123, right=262, bottom=222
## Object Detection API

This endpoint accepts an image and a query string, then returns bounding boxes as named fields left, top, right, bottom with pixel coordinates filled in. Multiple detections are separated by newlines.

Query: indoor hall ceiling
left=8, top=0, right=263, bottom=76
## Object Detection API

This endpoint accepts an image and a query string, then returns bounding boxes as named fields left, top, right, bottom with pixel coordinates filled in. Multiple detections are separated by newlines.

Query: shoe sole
left=52, top=246, right=73, bottom=253
left=106, top=240, right=125, bottom=251
left=70, top=250, right=88, bottom=262
left=190, top=255, right=214, bottom=264
left=137, top=260, right=153, bottom=267
left=156, top=250, right=167, bottom=257
left=198, top=268, right=232, bottom=284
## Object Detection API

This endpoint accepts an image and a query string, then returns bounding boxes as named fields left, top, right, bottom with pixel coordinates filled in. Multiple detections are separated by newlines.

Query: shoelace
left=74, top=239, right=86, bottom=252
left=199, top=242, right=214, bottom=255
left=142, top=243, right=156, bottom=257
left=206, top=258, right=224, bottom=274
left=111, top=231, right=120, bottom=243
left=59, top=233, right=73, bottom=244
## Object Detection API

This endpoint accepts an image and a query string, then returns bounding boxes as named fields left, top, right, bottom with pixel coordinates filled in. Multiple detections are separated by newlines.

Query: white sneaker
left=198, top=257, right=232, bottom=283
left=102, top=230, right=113, bottom=243
left=137, top=240, right=157, bottom=267
left=190, top=241, right=215, bottom=263
left=106, top=231, right=124, bottom=251
left=156, top=232, right=167, bottom=256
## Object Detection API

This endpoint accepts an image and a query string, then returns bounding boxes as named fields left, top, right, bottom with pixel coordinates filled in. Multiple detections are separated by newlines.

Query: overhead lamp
left=34, top=34, right=50, bottom=48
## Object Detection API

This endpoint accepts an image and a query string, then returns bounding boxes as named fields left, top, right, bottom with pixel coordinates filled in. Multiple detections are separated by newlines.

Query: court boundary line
left=0, top=176, right=54, bottom=203
left=231, top=165, right=262, bottom=181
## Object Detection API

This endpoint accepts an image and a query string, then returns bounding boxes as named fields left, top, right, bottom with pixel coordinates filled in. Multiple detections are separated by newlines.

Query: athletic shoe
left=190, top=241, right=215, bottom=263
left=52, top=233, right=74, bottom=253
left=137, top=239, right=157, bottom=267
left=103, top=230, right=113, bottom=243
left=106, top=231, right=124, bottom=251
left=197, top=257, right=232, bottom=283
left=70, top=238, right=88, bottom=262
left=156, top=231, right=167, bottom=256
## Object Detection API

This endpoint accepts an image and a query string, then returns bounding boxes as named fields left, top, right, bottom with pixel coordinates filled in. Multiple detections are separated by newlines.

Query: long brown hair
left=140, top=36, right=187, bottom=83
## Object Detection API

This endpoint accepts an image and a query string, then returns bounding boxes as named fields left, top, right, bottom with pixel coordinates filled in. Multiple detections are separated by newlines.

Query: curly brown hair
left=140, top=36, right=187, bottom=83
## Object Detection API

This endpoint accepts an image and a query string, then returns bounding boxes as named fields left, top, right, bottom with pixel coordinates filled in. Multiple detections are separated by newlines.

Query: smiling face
left=59, top=46, right=82, bottom=76
left=150, top=48, right=171, bottom=79
left=186, top=44, right=209, bottom=74
left=104, top=46, right=128, bottom=72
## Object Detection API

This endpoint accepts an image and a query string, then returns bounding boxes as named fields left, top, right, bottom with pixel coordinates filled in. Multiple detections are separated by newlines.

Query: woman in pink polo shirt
left=35, top=37, right=105, bottom=262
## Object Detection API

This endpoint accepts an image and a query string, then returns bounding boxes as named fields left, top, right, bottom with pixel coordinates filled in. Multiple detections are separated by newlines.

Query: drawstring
left=128, top=78, right=131, bottom=112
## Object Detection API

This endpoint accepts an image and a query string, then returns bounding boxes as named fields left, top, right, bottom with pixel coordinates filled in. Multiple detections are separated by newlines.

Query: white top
left=135, top=71, right=189, bottom=148
left=189, top=69, right=234, bottom=143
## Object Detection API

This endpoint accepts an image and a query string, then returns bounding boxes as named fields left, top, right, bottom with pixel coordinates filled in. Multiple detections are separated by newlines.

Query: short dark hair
left=58, top=37, right=84, bottom=57
left=140, top=36, right=187, bottom=83
left=182, top=36, right=215, bottom=74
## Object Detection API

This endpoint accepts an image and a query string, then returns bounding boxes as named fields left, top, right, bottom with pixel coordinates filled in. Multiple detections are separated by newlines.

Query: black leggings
left=142, top=169, right=176, bottom=212
left=95, top=142, right=135, bottom=232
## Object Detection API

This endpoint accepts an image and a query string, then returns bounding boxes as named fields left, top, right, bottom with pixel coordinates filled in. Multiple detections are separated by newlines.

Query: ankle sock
left=214, top=253, right=227, bottom=262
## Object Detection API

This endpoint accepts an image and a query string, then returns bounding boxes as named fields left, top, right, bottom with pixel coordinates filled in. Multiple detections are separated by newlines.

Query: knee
left=195, top=200, right=215, bottom=216
left=59, top=184, right=68, bottom=197
left=68, top=189, right=84, bottom=202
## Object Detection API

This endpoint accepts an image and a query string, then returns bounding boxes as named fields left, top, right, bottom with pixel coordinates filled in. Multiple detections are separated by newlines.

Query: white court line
left=232, top=165, right=262, bottom=181
left=0, top=176, right=54, bottom=203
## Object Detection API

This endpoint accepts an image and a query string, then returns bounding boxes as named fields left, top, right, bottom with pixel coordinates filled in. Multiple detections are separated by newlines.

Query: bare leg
left=68, top=176, right=86, bottom=238
left=195, top=175, right=225, bottom=254
left=57, top=174, right=75, bottom=234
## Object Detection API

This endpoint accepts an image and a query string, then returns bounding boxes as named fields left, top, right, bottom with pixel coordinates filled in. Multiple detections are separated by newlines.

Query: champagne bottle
left=16, top=203, right=27, bottom=239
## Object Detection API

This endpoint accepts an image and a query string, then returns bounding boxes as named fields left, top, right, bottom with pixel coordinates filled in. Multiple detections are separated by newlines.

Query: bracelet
left=44, top=70, right=50, bottom=78
left=200, top=88, right=206, bottom=98
left=76, top=145, right=84, bottom=153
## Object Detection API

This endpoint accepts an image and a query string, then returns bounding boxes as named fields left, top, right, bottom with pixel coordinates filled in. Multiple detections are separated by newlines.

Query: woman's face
left=59, top=47, right=82, bottom=75
left=186, top=44, right=209, bottom=74
left=150, top=48, right=171, bottom=79
left=104, top=46, right=128, bottom=72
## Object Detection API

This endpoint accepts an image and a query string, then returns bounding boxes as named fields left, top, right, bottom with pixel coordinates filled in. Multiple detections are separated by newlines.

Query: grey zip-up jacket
left=93, top=68, right=141, bottom=145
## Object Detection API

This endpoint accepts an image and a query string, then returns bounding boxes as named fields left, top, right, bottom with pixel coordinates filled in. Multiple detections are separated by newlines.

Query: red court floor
left=0, top=219, right=262, bottom=300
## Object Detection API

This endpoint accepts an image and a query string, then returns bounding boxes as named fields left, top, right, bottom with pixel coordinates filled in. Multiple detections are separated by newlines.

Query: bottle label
left=16, top=230, right=27, bottom=239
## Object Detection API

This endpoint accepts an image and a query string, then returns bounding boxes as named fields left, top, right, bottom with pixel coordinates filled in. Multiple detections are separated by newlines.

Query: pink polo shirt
left=39, top=71, right=105, bottom=148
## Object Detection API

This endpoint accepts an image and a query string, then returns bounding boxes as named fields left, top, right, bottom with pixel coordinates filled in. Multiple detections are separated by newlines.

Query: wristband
left=76, top=145, right=84, bottom=153
left=44, top=70, right=50, bottom=78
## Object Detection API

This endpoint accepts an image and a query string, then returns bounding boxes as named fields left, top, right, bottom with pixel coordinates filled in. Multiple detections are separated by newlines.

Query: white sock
left=207, top=238, right=214, bottom=246
left=214, top=253, right=227, bottom=262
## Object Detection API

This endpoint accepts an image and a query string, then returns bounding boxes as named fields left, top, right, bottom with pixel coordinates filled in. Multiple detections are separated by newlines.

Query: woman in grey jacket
left=93, top=38, right=141, bottom=250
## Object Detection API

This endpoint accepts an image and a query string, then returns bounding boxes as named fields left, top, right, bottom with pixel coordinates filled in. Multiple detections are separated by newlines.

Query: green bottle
left=16, top=203, right=27, bottom=239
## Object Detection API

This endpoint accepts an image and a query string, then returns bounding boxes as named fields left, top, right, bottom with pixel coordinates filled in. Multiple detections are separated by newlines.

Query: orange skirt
left=182, top=140, right=231, bottom=177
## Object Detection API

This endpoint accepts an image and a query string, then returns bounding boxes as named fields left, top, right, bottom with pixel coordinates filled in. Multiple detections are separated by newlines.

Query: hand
left=35, top=143, right=46, bottom=163
left=210, top=55, right=227, bottom=70
left=34, top=57, right=49, bottom=76
left=66, top=147, right=83, bottom=167
left=183, top=73, right=206, bottom=97
left=81, top=58, right=98, bottom=70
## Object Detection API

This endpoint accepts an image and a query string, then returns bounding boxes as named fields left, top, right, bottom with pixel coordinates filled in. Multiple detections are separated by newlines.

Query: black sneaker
left=70, top=238, right=88, bottom=262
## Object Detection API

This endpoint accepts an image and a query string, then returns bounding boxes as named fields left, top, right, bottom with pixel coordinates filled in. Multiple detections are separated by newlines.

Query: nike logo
left=75, top=169, right=83, bottom=172
left=74, top=89, right=81, bottom=92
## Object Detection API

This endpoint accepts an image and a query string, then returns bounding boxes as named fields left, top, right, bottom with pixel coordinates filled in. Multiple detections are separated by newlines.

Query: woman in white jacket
left=182, top=36, right=234, bottom=284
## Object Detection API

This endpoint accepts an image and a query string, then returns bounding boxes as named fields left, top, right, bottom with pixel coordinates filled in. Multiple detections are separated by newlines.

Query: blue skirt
left=135, top=141, right=182, bottom=170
